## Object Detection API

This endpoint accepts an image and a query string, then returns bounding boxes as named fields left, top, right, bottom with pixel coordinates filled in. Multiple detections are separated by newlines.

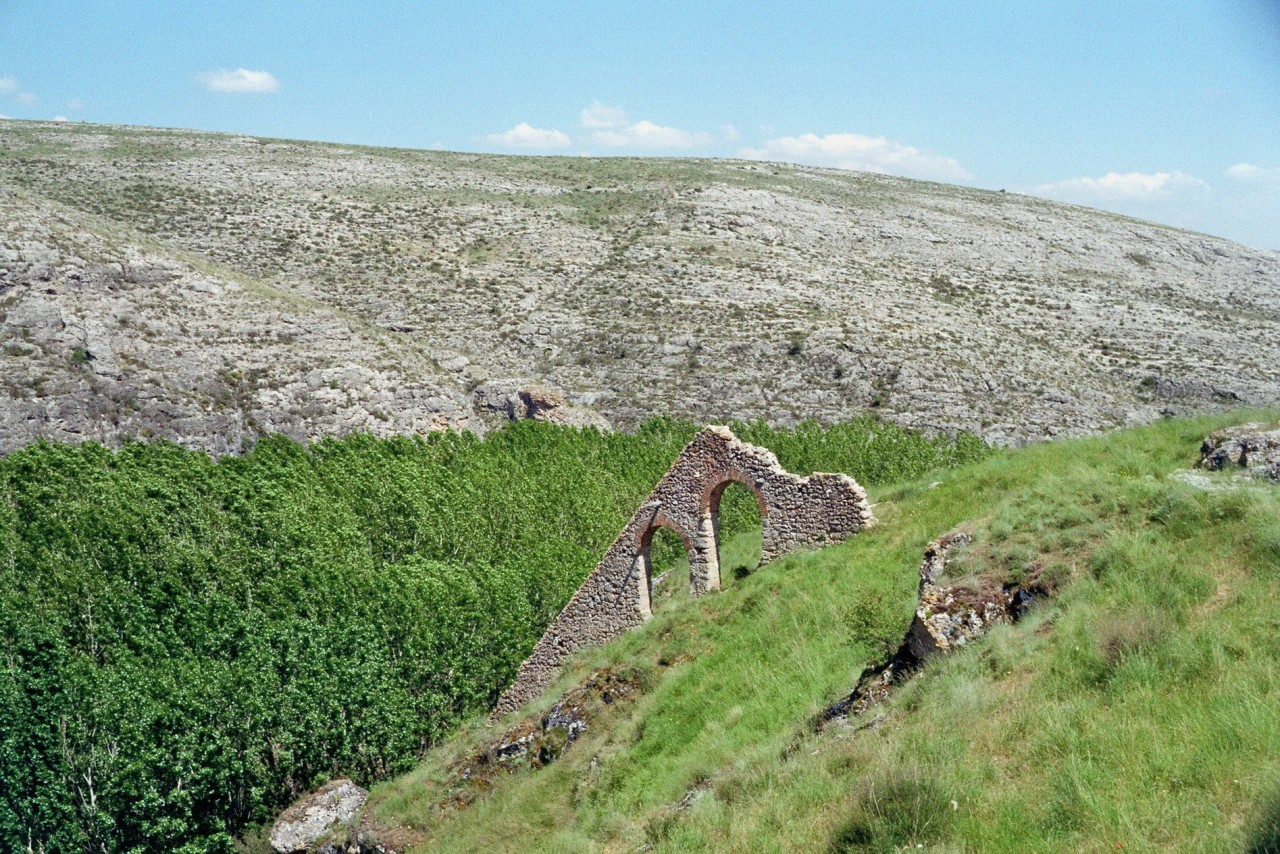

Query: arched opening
left=644, top=525, right=695, bottom=614
left=637, top=517, right=701, bottom=617
left=708, top=479, right=766, bottom=583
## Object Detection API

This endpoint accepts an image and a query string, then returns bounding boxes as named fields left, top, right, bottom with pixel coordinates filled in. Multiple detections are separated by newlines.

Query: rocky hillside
left=1, top=119, right=1277, bottom=453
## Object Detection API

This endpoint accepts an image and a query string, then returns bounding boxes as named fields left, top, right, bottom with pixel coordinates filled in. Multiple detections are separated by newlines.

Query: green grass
left=369, top=411, right=1280, bottom=853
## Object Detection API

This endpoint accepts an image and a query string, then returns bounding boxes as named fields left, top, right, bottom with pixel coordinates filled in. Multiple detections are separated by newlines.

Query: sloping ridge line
left=493, top=426, right=875, bottom=717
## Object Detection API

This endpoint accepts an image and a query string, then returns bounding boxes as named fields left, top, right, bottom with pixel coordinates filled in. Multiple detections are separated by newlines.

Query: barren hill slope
left=1, top=119, right=1277, bottom=453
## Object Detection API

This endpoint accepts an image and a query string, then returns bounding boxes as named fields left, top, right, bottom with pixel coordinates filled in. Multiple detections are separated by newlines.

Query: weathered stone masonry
left=493, top=426, right=875, bottom=717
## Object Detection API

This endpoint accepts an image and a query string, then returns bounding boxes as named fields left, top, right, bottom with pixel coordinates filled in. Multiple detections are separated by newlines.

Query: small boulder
left=269, top=779, right=368, bottom=854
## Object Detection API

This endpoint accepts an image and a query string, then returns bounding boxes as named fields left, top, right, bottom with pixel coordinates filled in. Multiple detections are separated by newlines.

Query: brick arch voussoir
left=633, top=510, right=697, bottom=556
left=701, top=468, right=772, bottom=518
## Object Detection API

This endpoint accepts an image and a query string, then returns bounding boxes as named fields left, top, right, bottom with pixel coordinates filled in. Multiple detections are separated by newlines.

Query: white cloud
left=0, top=76, right=17, bottom=95
left=738, top=132, right=970, bottom=181
left=52, top=115, right=68, bottom=122
left=592, top=120, right=714, bottom=149
left=1034, top=170, right=1206, bottom=201
left=1225, top=163, right=1280, bottom=186
left=580, top=101, right=628, bottom=129
left=16, top=92, right=36, bottom=105
left=721, top=123, right=741, bottom=143
left=578, top=101, right=716, bottom=149
left=1019, top=168, right=1277, bottom=250
left=0, top=114, right=9, bottom=120
left=483, top=122, right=571, bottom=149
left=196, top=68, right=280, bottom=93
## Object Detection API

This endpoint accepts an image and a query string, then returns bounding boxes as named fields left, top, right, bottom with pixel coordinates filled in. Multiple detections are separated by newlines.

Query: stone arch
left=633, top=516, right=700, bottom=619
left=492, top=426, right=875, bottom=718
left=702, top=472, right=770, bottom=588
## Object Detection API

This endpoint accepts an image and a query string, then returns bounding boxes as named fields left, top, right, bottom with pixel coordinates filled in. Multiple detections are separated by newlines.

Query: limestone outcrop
left=269, top=779, right=368, bottom=854
left=1201, top=424, right=1280, bottom=482
left=820, top=532, right=1046, bottom=727
left=472, top=381, right=612, bottom=430
left=903, top=532, right=1029, bottom=660
left=493, top=426, right=873, bottom=717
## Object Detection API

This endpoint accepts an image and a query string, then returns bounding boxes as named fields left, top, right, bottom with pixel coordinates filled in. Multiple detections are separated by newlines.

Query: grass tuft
left=828, top=765, right=954, bottom=853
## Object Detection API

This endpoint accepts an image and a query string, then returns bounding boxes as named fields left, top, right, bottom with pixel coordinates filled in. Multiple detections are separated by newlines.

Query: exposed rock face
left=907, top=532, right=1006, bottom=659
left=455, top=669, right=641, bottom=798
left=472, top=381, right=612, bottom=430
left=493, top=426, right=873, bottom=717
left=0, top=215, right=476, bottom=453
left=821, top=532, right=1044, bottom=728
left=269, top=779, right=368, bottom=854
left=1201, top=424, right=1280, bottom=482
left=3, top=119, right=1279, bottom=454
left=517, top=387, right=612, bottom=429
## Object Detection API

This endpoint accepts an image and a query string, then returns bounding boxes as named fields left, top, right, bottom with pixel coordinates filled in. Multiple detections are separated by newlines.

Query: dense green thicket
left=0, top=417, right=986, bottom=853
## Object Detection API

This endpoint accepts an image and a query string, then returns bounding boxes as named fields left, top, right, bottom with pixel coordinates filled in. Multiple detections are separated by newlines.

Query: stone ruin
left=493, top=426, right=875, bottom=717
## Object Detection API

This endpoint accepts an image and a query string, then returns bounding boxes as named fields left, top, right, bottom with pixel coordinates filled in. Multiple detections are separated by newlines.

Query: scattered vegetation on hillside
left=4, top=120, right=1279, bottom=455
left=0, top=416, right=984, bottom=853
left=368, top=412, right=1280, bottom=853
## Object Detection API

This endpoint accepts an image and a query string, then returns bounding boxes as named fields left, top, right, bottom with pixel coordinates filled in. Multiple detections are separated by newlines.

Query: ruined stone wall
left=493, top=426, right=874, bottom=717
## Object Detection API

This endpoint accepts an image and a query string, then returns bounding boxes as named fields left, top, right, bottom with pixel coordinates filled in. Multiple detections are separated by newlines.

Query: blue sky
left=2, top=1, right=1278, bottom=249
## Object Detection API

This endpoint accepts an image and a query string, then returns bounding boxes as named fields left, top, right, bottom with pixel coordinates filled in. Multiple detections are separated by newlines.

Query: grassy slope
left=370, top=412, right=1280, bottom=853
